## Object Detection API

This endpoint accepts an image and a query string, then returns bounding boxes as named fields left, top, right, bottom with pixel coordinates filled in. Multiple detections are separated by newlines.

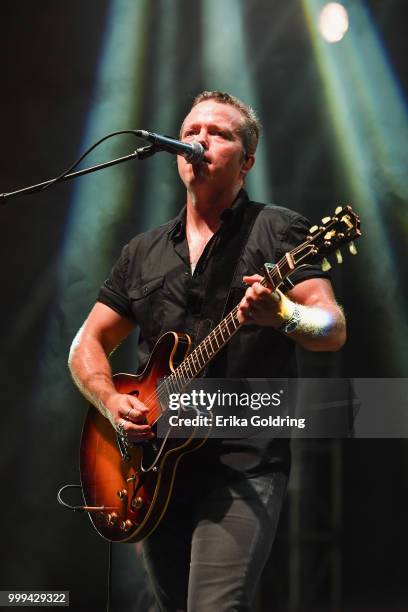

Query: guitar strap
left=194, top=200, right=265, bottom=350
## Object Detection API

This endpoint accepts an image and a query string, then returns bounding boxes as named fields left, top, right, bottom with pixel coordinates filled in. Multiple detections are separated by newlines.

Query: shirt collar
left=220, top=188, right=249, bottom=225
left=168, top=206, right=187, bottom=242
left=168, top=188, right=250, bottom=243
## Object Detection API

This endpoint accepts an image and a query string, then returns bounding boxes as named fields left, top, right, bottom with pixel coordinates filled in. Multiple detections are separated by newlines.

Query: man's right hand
left=105, top=392, right=155, bottom=443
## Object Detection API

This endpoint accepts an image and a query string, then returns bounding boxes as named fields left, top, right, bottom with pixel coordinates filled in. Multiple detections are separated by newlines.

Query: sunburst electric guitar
left=79, top=206, right=361, bottom=542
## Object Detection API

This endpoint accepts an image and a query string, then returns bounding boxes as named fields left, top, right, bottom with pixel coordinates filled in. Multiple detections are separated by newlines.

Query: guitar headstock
left=308, top=205, right=361, bottom=256
left=262, top=205, right=362, bottom=290
left=291, top=205, right=362, bottom=269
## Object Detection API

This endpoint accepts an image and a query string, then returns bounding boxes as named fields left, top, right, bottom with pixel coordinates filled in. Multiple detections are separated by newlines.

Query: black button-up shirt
left=98, top=189, right=329, bottom=480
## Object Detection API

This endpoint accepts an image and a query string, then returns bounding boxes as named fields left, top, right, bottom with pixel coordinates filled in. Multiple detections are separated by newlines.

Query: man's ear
left=240, top=155, right=255, bottom=178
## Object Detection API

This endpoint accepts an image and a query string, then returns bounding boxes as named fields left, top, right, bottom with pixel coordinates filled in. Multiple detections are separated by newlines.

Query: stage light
left=318, top=2, right=349, bottom=43
left=201, top=0, right=272, bottom=203
left=303, top=0, right=408, bottom=373
left=33, top=0, right=149, bottom=408
left=139, top=0, right=183, bottom=231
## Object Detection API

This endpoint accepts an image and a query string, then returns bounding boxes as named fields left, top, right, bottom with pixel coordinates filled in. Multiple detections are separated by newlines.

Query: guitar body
left=80, top=331, right=208, bottom=543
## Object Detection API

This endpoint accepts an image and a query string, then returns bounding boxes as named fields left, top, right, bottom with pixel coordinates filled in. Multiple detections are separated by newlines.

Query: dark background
left=1, top=1, right=407, bottom=610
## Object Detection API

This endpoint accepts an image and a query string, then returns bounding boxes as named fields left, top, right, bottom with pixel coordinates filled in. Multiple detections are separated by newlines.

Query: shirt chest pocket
left=128, top=276, right=165, bottom=340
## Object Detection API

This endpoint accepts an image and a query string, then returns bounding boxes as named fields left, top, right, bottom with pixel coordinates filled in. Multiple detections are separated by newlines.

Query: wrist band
left=279, top=304, right=301, bottom=334
left=278, top=302, right=334, bottom=337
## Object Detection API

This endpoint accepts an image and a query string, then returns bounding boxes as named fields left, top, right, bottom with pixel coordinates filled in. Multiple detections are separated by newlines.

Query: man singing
left=69, top=91, right=346, bottom=611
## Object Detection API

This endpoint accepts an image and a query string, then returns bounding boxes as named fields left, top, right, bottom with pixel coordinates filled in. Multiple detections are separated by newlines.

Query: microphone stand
left=0, top=144, right=157, bottom=204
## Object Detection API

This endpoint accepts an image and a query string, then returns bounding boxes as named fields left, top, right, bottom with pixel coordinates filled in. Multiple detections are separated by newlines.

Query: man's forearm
left=68, top=327, right=118, bottom=425
left=277, top=292, right=346, bottom=351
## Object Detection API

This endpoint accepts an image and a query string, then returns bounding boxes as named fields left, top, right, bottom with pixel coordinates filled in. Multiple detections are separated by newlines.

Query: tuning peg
left=349, top=241, right=358, bottom=255
left=335, top=206, right=342, bottom=214
left=335, top=249, right=343, bottom=264
left=322, top=216, right=331, bottom=224
left=322, top=257, right=331, bottom=271
left=309, top=225, right=318, bottom=234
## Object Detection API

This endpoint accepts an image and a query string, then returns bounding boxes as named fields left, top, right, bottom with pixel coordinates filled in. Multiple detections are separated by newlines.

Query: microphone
left=134, top=130, right=205, bottom=163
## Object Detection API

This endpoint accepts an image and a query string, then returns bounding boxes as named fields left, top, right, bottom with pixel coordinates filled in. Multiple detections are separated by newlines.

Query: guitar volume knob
left=117, top=489, right=128, bottom=499
left=131, top=496, right=144, bottom=510
left=120, top=519, right=133, bottom=532
left=106, top=512, right=118, bottom=526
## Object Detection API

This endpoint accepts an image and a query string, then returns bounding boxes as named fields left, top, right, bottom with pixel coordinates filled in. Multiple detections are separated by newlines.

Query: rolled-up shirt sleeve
left=97, top=244, right=134, bottom=319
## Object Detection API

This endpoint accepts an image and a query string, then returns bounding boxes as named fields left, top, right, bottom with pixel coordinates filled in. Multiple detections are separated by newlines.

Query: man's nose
left=196, top=129, right=209, bottom=149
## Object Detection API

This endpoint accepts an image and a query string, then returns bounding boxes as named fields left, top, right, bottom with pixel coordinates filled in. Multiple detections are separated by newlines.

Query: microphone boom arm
left=0, top=144, right=157, bottom=204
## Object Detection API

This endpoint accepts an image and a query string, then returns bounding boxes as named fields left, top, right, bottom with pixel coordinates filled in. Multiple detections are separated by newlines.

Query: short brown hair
left=185, top=91, right=261, bottom=157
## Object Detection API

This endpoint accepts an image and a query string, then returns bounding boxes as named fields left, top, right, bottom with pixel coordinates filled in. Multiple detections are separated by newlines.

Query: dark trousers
left=142, top=471, right=287, bottom=612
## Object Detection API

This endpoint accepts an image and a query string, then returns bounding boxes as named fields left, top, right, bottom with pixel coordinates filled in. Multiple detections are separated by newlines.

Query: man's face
left=177, top=100, right=252, bottom=192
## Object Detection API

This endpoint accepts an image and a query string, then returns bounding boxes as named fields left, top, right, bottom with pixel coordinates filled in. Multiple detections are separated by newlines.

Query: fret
left=180, top=361, right=189, bottom=385
left=198, top=349, right=204, bottom=368
left=190, top=361, right=198, bottom=378
left=195, top=352, right=204, bottom=374
left=218, top=323, right=225, bottom=343
left=203, top=339, right=210, bottom=360
left=177, top=362, right=186, bottom=383
left=190, top=357, right=198, bottom=377
left=232, top=310, right=239, bottom=329
left=192, top=350, right=201, bottom=372
left=224, top=315, right=232, bottom=335
left=219, top=326, right=227, bottom=344
left=173, top=373, right=182, bottom=394
left=170, top=372, right=179, bottom=394
left=186, top=355, right=197, bottom=377
left=191, top=348, right=199, bottom=371
left=198, top=343, right=205, bottom=366
left=174, top=369, right=181, bottom=387
left=193, top=354, right=200, bottom=372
